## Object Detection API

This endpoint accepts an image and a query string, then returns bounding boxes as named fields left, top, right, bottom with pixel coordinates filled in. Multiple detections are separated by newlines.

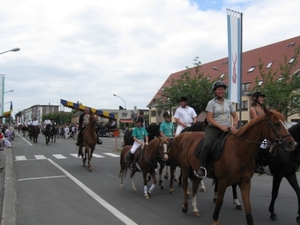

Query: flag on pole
left=227, top=9, right=242, bottom=103
left=10, top=101, right=13, bottom=112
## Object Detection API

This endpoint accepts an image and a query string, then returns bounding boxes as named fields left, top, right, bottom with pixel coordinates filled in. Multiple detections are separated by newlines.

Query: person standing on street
left=174, top=96, right=197, bottom=136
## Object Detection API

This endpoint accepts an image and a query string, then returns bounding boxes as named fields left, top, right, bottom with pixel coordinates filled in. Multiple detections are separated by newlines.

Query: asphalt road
left=1, top=133, right=300, bottom=225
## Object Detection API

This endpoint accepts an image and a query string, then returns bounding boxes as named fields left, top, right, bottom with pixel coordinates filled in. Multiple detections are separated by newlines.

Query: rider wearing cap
left=174, top=96, right=198, bottom=136
left=129, top=116, right=149, bottom=170
left=250, top=91, right=267, bottom=174
left=195, top=80, right=238, bottom=178
left=160, top=111, right=175, bottom=139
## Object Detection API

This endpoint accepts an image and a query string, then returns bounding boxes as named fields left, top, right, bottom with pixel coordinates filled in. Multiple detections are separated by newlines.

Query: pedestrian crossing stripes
left=14, top=152, right=120, bottom=161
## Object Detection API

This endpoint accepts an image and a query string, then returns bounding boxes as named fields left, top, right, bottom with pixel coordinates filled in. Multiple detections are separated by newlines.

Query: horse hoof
left=212, top=221, right=219, bottom=225
left=145, top=195, right=149, bottom=199
left=181, top=205, right=188, bottom=214
left=201, top=187, right=206, bottom=192
left=174, top=177, right=178, bottom=182
left=120, top=185, right=124, bottom=189
left=193, top=211, right=201, bottom=217
left=270, top=213, right=278, bottom=221
left=160, top=186, right=165, bottom=190
left=236, top=205, right=243, bottom=210
left=164, top=175, right=169, bottom=180
left=213, top=198, right=217, bottom=203
left=170, top=189, right=174, bottom=194
left=133, top=189, right=138, bottom=193
left=296, top=216, right=300, bottom=224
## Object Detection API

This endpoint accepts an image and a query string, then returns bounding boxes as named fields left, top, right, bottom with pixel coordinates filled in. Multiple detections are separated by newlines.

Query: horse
left=17, top=124, right=23, bottom=134
left=21, top=125, right=28, bottom=136
left=123, top=124, right=160, bottom=146
left=44, top=124, right=52, bottom=145
left=77, top=114, right=98, bottom=172
left=50, top=124, right=58, bottom=143
left=158, top=120, right=208, bottom=193
left=171, top=109, right=295, bottom=225
left=30, top=125, right=39, bottom=143
left=119, top=137, right=169, bottom=199
left=264, top=122, right=300, bottom=224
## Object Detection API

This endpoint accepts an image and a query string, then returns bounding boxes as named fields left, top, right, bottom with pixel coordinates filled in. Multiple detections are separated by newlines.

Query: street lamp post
left=113, top=94, right=126, bottom=110
left=213, top=66, right=226, bottom=77
left=0, top=48, right=20, bottom=55
left=4, top=90, right=14, bottom=94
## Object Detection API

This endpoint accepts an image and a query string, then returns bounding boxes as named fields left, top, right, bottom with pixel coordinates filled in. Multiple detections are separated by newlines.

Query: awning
left=120, top=119, right=133, bottom=123
left=60, top=99, right=117, bottom=119
left=0, top=111, right=11, bottom=119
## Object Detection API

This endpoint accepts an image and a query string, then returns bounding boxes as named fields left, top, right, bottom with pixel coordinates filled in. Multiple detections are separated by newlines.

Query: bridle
left=144, top=138, right=168, bottom=166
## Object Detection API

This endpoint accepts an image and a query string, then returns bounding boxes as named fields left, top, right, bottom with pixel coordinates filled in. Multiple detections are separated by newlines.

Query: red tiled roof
left=148, top=36, right=300, bottom=106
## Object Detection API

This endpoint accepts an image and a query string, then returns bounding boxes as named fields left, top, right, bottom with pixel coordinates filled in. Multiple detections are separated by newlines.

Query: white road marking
left=70, top=154, right=81, bottom=158
left=17, top=175, right=66, bottom=182
left=53, top=154, right=67, bottom=159
left=35, top=155, right=47, bottom=160
left=103, top=153, right=120, bottom=157
left=15, top=156, right=27, bottom=161
left=91, top=153, right=104, bottom=158
left=16, top=133, right=33, bottom=145
left=48, top=158, right=138, bottom=225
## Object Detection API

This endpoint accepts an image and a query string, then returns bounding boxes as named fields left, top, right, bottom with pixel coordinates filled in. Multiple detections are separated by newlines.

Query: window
left=241, top=82, right=251, bottom=92
left=247, top=66, right=256, bottom=73
left=289, top=56, right=296, bottom=64
left=121, top=112, right=127, bottom=117
left=151, top=110, right=156, bottom=117
left=266, top=61, right=273, bottom=69
left=236, top=101, right=248, bottom=111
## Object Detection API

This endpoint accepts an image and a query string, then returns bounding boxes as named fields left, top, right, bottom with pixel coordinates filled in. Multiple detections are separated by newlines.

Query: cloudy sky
left=0, top=0, right=299, bottom=115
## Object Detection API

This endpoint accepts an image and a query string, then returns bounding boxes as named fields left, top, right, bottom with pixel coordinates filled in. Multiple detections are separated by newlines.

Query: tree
left=253, top=45, right=300, bottom=119
left=42, top=111, right=74, bottom=125
left=156, top=57, right=218, bottom=115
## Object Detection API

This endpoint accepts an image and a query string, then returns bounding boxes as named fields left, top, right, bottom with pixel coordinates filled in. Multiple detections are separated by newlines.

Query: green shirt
left=160, top=121, right=174, bottom=138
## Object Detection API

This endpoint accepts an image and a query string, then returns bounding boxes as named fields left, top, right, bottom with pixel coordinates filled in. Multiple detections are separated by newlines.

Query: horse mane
left=233, top=109, right=285, bottom=138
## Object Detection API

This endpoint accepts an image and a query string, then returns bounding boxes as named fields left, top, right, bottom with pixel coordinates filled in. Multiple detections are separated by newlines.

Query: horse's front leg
left=146, top=169, right=157, bottom=198
left=86, top=146, right=93, bottom=172
left=268, top=174, right=282, bottom=221
left=212, top=180, right=226, bottom=225
left=232, top=184, right=242, bottom=210
left=200, top=180, right=206, bottom=192
left=158, top=164, right=165, bottom=190
left=239, top=179, right=254, bottom=225
left=285, top=174, right=300, bottom=224
left=169, top=165, right=177, bottom=194
left=181, top=168, right=189, bottom=214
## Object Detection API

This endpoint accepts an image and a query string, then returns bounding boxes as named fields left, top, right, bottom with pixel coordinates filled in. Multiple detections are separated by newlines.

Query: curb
left=1, top=148, right=17, bottom=225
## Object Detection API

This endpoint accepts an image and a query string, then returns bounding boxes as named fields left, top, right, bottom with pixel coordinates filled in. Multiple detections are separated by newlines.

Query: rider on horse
left=159, top=111, right=175, bottom=139
left=129, top=116, right=149, bottom=170
left=195, top=80, right=238, bottom=178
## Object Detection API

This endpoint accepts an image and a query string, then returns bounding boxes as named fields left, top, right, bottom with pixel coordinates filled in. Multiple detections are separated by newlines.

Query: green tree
left=253, top=46, right=300, bottom=119
left=156, top=57, right=218, bottom=115
left=42, top=111, right=74, bottom=125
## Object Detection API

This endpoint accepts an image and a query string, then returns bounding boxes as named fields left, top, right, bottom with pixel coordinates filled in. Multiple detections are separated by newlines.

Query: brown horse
left=172, top=109, right=295, bottom=225
left=78, top=114, right=98, bottom=172
left=119, top=137, right=169, bottom=199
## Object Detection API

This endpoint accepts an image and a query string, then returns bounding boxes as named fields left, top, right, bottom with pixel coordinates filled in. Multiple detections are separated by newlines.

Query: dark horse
left=169, top=109, right=295, bottom=225
left=119, top=137, right=169, bottom=199
left=44, top=124, right=52, bottom=145
left=50, top=124, right=58, bottom=143
left=265, top=122, right=300, bottom=224
left=78, top=114, right=98, bottom=172
left=123, top=124, right=160, bottom=146
left=30, top=125, right=39, bottom=143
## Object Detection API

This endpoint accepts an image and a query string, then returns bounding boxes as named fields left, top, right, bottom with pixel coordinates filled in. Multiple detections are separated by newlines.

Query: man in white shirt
left=174, top=96, right=198, bottom=136
left=31, top=118, right=39, bottom=126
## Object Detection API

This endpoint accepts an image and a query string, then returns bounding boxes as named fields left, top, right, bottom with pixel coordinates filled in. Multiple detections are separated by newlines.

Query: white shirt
left=32, top=120, right=39, bottom=126
left=174, top=106, right=197, bottom=125
left=44, top=119, right=52, bottom=125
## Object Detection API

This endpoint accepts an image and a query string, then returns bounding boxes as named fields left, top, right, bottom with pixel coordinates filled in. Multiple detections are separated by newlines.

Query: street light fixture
left=0, top=47, right=20, bottom=55
left=4, top=89, right=14, bottom=94
left=113, top=94, right=126, bottom=110
left=213, top=66, right=226, bottom=78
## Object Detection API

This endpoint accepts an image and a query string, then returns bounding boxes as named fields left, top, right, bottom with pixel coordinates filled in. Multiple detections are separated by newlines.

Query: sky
left=0, top=0, right=299, bottom=115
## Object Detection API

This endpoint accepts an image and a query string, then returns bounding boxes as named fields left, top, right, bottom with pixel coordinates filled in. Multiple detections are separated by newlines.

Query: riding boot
left=255, top=148, right=265, bottom=174
left=76, top=132, right=82, bottom=146
left=195, top=148, right=208, bottom=178
left=129, top=153, right=136, bottom=170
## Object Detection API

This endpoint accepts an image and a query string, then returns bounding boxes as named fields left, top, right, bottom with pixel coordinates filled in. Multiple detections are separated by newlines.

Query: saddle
left=125, top=146, right=155, bottom=171
left=194, top=132, right=230, bottom=176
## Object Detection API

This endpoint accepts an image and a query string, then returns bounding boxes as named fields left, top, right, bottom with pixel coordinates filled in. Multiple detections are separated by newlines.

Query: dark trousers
left=199, top=125, right=224, bottom=166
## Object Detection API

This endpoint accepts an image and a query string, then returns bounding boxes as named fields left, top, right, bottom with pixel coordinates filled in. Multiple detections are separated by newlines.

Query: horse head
left=89, top=113, right=98, bottom=125
left=147, top=137, right=169, bottom=164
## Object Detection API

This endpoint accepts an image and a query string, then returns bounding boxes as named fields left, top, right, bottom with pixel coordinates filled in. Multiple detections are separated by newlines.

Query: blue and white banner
left=227, top=9, right=242, bottom=103
left=0, top=75, right=4, bottom=117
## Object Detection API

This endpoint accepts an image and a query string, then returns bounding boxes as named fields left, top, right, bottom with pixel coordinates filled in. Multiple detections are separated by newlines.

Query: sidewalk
left=0, top=147, right=17, bottom=225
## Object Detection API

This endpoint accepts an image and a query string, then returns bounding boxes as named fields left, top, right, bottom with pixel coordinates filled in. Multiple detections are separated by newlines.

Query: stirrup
left=194, top=166, right=207, bottom=179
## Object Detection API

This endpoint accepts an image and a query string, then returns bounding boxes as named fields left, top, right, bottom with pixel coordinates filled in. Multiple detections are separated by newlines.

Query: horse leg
left=146, top=170, right=157, bottom=199
left=164, top=165, right=169, bottom=180
left=169, top=165, right=176, bottom=194
left=200, top=180, right=206, bottom=192
left=178, top=169, right=182, bottom=186
left=285, top=174, right=300, bottom=224
left=158, top=164, right=165, bottom=190
left=232, top=184, right=242, bottom=210
left=130, top=171, right=137, bottom=193
left=268, top=174, right=283, bottom=221
left=119, top=160, right=127, bottom=189
left=181, top=168, right=190, bottom=214
left=238, top=180, right=254, bottom=225
left=191, top=177, right=201, bottom=216
left=87, top=146, right=93, bottom=172
left=212, top=180, right=226, bottom=225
